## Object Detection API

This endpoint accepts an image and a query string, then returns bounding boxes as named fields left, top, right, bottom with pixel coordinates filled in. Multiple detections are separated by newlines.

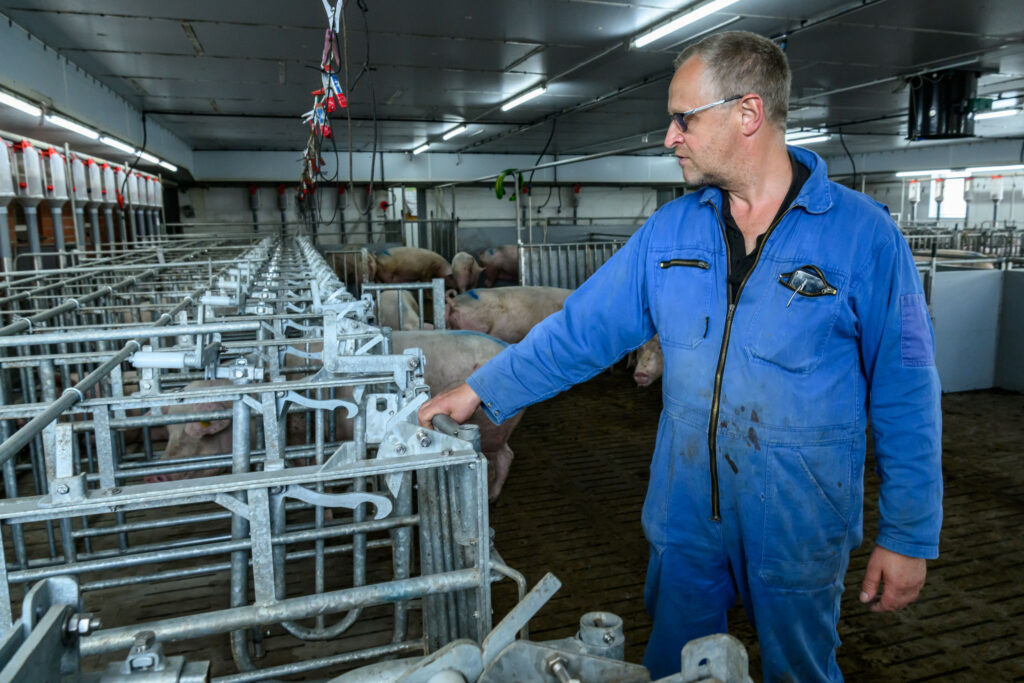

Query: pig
left=375, top=290, right=428, bottom=331
left=143, top=332, right=523, bottom=500
left=391, top=330, right=523, bottom=500
left=476, top=245, right=519, bottom=286
left=330, top=249, right=373, bottom=295
left=370, top=247, right=452, bottom=285
left=144, top=379, right=236, bottom=482
left=445, top=286, right=572, bottom=344
left=449, top=252, right=483, bottom=293
left=632, top=335, right=663, bottom=388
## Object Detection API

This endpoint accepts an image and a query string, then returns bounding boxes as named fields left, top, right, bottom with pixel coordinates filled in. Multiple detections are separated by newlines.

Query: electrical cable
left=838, top=129, right=857, bottom=189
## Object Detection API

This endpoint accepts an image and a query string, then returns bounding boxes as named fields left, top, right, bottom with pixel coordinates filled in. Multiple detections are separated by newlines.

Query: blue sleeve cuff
left=465, top=372, right=506, bottom=425
left=875, top=534, right=939, bottom=560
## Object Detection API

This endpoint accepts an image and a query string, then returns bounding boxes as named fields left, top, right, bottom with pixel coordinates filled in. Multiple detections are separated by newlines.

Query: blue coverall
left=466, top=146, right=943, bottom=682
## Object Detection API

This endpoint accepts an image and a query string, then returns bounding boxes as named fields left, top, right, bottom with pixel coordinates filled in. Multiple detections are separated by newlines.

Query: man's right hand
left=417, top=382, right=482, bottom=429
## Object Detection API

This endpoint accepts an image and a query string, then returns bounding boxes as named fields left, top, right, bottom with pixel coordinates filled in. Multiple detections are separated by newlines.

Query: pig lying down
left=142, top=331, right=523, bottom=500
left=445, top=286, right=572, bottom=344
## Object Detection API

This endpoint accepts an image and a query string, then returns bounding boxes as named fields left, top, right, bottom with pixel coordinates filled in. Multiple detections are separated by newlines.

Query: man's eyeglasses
left=670, top=94, right=743, bottom=133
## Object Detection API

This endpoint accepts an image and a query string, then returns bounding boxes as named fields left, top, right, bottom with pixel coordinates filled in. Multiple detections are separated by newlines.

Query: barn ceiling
left=0, top=0, right=1022, bottom=168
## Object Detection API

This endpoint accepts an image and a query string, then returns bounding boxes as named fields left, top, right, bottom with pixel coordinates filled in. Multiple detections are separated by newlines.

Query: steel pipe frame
left=0, top=231, right=501, bottom=678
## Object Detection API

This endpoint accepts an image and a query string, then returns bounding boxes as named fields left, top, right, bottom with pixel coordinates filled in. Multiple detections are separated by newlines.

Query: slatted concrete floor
left=5, top=372, right=1023, bottom=681
left=492, top=371, right=1024, bottom=682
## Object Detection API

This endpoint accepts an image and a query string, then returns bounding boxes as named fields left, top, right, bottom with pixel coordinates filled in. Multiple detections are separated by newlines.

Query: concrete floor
left=492, top=371, right=1024, bottom=682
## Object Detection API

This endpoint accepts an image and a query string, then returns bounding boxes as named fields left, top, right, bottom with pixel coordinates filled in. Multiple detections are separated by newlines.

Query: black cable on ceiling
left=838, top=129, right=857, bottom=190
left=119, top=110, right=147, bottom=209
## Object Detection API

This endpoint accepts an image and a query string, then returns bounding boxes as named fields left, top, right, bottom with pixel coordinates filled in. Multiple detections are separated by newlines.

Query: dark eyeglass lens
left=789, top=269, right=827, bottom=294
left=672, top=113, right=687, bottom=132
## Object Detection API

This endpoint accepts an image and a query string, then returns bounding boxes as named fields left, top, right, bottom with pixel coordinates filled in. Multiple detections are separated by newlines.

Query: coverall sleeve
left=852, top=226, right=943, bottom=560
left=467, top=222, right=658, bottom=424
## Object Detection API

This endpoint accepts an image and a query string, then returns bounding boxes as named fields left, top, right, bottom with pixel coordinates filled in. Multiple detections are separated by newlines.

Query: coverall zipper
left=705, top=202, right=795, bottom=521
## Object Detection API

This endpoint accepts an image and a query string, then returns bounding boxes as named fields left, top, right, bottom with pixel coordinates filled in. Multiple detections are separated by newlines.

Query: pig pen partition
left=0, top=232, right=520, bottom=680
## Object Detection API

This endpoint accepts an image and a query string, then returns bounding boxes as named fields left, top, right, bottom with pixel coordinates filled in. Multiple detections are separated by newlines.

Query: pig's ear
left=626, top=351, right=637, bottom=369
left=183, top=402, right=232, bottom=438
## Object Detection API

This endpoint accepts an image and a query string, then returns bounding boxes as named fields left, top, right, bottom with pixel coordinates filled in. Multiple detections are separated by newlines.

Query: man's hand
left=859, top=545, right=927, bottom=612
left=417, top=382, right=482, bottom=429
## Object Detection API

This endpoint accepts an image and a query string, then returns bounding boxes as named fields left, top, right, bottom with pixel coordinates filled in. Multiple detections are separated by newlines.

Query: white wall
left=176, top=184, right=661, bottom=239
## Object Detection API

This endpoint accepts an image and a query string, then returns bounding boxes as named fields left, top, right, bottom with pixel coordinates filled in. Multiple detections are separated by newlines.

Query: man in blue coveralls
left=419, top=31, right=942, bottom=682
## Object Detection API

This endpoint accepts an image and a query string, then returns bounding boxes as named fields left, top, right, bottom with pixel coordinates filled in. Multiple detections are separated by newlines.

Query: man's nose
left=664, top=122, right=684, bottom=149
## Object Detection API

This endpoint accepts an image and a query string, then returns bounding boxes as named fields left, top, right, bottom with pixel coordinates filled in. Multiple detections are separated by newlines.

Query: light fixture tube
left=633, top=0, right=741, bottom=49
left=158, top=160, right=178, bottom=172
left=501, top=86, right=546, bottom=112
left=45, top=114, right=99, bottom=140
left=787, top=135, right=831, bottom=146
left=974, top=109, right=1021, bottom=120
left=964, top=164, right=1024, bottom=174
left=136, top=150, right=159, bottom=164
left=443, top=125, right=468, bottom=140
left=100, top=136, right=137, bottom=154
left=0, top=91, right=41, bottom=117
left=895, top=169, right=952, bottom=178
left=412, top=143, right=430, bottom=155
left=785, top=129, right=826, bottom=141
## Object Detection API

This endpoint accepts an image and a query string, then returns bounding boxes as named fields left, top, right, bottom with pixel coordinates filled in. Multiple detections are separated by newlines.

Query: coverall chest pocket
left=744, top=263, right=847, bottom=374
left=651, top=251, right=714, bottom=350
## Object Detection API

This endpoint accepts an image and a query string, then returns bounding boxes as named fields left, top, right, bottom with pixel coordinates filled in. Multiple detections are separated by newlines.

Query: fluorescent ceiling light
left=633, top=0, right=741, bottom=49
left=45, top=114, right=99, bottom=140
left=787, top=134, right=831, bottom=146
left=135, top=150, right=159, bottom=164
left=442, top=125, right=468, bottom=141
left=501, top=86, right=546, bottom=112
left=100, top=136, right=136, bottom=154
left=0, top=91, right=41, bottom=117
left=965, top=164, right=1024, bottom=174
left=786, top=129, right=826, bottom=141
left=158, top=160, right=178, bottom=172
left=974, top=108, right=1020, bottom=120
left=895, top=169, right=951, bottom=178
left=412, top=143, right=430, bottom=155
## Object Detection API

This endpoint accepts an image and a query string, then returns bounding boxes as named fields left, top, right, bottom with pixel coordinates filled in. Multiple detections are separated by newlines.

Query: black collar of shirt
left=720, top=153, right=810, bottom=301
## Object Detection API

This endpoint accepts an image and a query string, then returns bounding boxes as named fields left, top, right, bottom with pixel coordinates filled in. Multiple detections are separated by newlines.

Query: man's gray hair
left=674, top=31, right=790, bottom=130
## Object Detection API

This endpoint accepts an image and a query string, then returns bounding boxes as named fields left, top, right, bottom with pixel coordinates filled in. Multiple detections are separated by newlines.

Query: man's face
left=664, top=58, right=734, bottom=188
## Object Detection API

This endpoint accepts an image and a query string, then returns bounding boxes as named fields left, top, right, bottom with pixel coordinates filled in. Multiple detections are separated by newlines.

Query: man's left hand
left=859, top=545, right=927, bottom=612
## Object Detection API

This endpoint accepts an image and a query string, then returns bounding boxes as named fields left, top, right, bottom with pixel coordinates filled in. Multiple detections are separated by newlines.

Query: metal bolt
left=66, top=613, right=101, bottom=636
left=407, top=356, right=419, bottom=369
left=603, top=631, right=615, bottom=644
left=132, top=630, right=156, bottom=651
left=546, top=655, right=578, bottom=683
left=109, top=487, right=121, bottom=495
left=141, top=381, right=152, bottom=390
left=395, top=444, right=407, bottom=455
left=55, top=483, right=70, bottom=495
left=416, top=430, right=431, bottom=448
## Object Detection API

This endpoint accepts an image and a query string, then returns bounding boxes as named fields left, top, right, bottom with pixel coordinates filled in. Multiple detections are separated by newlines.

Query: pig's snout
left=634, top=371, right=653, bottom=388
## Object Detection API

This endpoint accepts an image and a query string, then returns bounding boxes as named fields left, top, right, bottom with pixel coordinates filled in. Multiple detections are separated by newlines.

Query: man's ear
left=738, top=94, right=766, bottom=137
